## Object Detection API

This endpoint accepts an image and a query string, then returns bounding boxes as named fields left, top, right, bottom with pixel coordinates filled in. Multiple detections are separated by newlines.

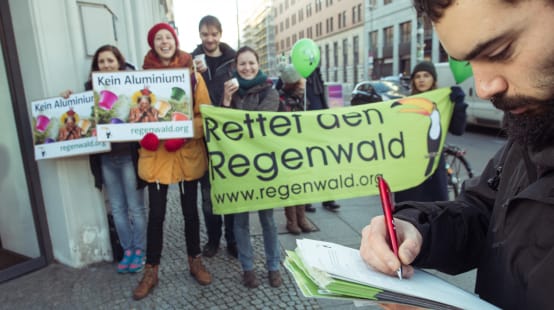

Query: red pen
left=377, top=176, right=403, bottom=280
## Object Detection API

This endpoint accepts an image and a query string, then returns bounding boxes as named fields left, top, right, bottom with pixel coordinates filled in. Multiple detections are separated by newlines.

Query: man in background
left=191, top=15, right=237, bottom=258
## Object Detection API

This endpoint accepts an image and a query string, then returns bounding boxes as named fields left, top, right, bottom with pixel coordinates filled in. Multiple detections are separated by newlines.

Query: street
left=447, top=125, right=507, bottom=175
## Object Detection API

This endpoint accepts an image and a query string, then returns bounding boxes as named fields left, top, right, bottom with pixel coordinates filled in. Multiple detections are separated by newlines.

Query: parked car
left=350, top=80, right=406, bottom=106
left=381, top=75, right=411, bottom=95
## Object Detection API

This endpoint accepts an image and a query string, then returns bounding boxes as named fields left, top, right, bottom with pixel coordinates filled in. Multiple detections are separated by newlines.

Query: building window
left=285, top=0, right=289, bottom=9
left=316, top=0, right=322, bottom=12
left=299, top=8, right=304, bottom=22
left=357, top=4, right=362, bottom=22
left=369, top=30, right=378, bottom=50
left=343, top=39, right=348, bottom=82
left=352, top=6, right=356, bottom=24
left=384, top=0, right=392, bottom=4
left=292, top=14, right=296, bottom=25
left=292, top=34, right=297, bottom=43
left=333, top=41, right=338, bottom=81
left=384, top=26, right=393, bottom=47
left=338, top=11, right=346, bottom=28
left=307, top=26, right=313, bottom=38
left=353, top=36, right=359, bottom=59
left=329, top=16, right=334, bottom=32
left=286, top=18, right=290, bottom=29
left=400, top=21, right=411, bottom=43
left=286, top=37, right=291, bottom=48
left=280, top=3, right=283, bottom=14
left=280, top=22, right=284, bottom=32
left=353, top=35, right=359, bottom=84
left=299, top=30, right=304, bottom=39
left=306, top=3, right=312, bottom=16
left=316, top=22, right=322, bottom=37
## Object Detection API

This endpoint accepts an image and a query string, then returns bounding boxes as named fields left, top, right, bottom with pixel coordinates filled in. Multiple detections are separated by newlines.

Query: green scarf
left=234, top=70, right=268, bottom=97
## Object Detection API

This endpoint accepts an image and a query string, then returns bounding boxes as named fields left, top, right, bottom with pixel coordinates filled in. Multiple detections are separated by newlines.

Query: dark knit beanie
left=147, top=23, right=179, bottom=49
left=411, top=61, right=437, bottom=81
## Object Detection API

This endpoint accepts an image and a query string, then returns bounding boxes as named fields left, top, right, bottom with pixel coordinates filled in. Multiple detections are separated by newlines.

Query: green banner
left=201, top=87, right=454, bottom=214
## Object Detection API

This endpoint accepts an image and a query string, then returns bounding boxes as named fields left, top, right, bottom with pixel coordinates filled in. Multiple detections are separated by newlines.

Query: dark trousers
left=145, top=180, right=201, bottom=265
left=200, top=173, right=235, bottom=246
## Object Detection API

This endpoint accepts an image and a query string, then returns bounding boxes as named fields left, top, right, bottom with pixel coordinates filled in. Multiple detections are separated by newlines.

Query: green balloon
left=448, top=57, right=473, bottom=84
left=291, top=39, right=321, bottom=78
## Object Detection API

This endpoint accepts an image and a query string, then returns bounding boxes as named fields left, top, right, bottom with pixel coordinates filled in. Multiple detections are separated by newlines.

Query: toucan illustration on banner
left=391, top=97, right=441, bottom=176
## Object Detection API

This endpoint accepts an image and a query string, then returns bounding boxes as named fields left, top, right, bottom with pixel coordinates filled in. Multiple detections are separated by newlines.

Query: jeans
left=145, top=180, right=201, bottom=265
left=234, top=209, right=280, bottom=272
left=200, top=173, right=235, bottom=246
left=100, top=154, right=146, bottom=252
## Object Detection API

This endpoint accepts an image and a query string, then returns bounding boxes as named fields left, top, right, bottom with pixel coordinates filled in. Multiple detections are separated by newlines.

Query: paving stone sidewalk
left=0, top=186, right=474, bottom=309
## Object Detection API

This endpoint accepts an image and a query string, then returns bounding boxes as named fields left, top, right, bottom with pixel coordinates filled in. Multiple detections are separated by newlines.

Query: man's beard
left=502, top=104, right=554, bottom=151
left=203, top=44, right=217, bottom=54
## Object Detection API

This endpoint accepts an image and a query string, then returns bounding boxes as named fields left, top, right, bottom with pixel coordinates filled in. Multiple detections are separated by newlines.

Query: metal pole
left=363, top=0, right=369, bottom=80
left=236, top=0, right=240, bottom=47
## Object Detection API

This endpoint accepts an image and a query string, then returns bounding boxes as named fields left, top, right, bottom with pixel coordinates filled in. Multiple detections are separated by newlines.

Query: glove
left=140, top=133, right=159, bottom=151
left=449, top=86, right=468, bottom=135
left=449, top=86, right=466, bottom=104
left=164, top=138, right=188, bottom=152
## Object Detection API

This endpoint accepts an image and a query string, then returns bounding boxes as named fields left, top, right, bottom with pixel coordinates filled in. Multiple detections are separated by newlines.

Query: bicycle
left=444, top=144, right=474, bottom=199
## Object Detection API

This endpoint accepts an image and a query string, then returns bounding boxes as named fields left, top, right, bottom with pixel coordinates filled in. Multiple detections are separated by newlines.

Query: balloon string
left=304, top=83, right=307, bottom=111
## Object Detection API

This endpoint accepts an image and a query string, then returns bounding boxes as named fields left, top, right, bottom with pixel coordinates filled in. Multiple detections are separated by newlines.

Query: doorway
left=0, top=0, right=52, bottom=283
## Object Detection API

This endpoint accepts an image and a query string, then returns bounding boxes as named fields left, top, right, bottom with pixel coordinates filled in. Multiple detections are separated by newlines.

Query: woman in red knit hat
left=132, top=22, right=213, bottom=300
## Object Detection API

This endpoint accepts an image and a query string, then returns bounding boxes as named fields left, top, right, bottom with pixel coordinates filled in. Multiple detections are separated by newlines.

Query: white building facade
left=1, top=0, right=174, bottom=283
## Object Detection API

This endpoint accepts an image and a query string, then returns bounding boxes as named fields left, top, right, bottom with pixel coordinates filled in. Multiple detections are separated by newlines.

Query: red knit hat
left=147, top=23, right=179, bottom=49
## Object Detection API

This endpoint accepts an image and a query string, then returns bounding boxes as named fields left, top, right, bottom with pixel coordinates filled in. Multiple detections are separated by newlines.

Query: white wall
left=8, top=0, right=170, bottom=267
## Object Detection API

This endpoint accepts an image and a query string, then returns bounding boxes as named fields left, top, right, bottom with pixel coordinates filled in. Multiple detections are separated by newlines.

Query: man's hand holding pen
left=360, top=215, right=422, bottom=279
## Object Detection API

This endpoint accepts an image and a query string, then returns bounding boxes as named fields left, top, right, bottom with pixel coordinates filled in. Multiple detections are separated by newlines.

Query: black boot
left=305, top=203, right=316, bottom=213
left=322, top=200, right=340, bottom=211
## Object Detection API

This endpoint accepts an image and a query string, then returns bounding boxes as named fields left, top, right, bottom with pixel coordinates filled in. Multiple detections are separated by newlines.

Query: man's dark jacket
left=395, top=140, right=554, bottom=309
left=191, top=42, right=235, bottom=106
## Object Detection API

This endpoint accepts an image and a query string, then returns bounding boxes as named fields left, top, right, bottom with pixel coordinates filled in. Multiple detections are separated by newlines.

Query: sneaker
left=117, top=249, right=133, bottom=273
left=242, top=270, right=260, bottom=288
left=268, top=270, right=282, bottom=287
left=202, top=243, right=219, bottom=258
left=128, top=249, right=146, bottom=273
left=227, top=242, right=238, bottom=259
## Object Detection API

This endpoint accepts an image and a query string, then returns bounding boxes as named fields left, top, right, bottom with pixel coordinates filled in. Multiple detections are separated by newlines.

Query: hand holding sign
left=291, top=39, right=320, bottom=78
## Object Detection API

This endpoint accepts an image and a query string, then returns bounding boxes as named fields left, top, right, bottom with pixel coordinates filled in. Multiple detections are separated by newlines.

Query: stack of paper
left=284, top=239, right=499, bottom=310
